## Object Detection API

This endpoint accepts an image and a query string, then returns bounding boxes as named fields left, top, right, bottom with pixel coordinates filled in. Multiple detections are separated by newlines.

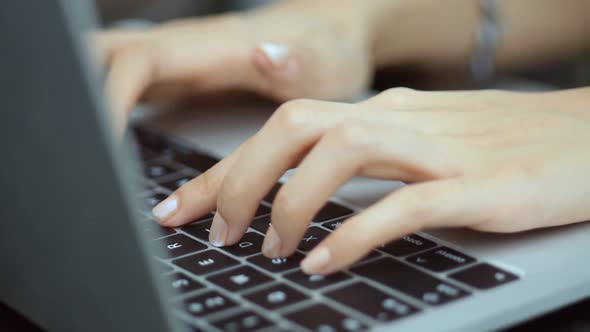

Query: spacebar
left=351, top=257, right=470, bottom=306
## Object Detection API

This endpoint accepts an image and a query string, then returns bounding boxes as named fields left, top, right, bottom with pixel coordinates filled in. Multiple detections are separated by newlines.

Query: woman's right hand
left=92, top=0, right=376, bottom=128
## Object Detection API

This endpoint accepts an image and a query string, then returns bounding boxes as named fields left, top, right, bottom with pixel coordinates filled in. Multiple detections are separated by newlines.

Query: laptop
left=2, top=1, right=590, bottom=331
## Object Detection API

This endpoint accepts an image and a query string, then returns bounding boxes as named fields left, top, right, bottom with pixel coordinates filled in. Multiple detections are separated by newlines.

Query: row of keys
left=286, top=304, right=367, bottom=332
left=179, top=273, right=415, bottom=329
left=135, top=127, right=219, bottom=173
left=163, top=233, right=517, bottom=296
left=156, top=218, right=515, bottom=297
left=138, top=127, right=520, bottom=329
left=352, top=258, right=470, bottom=306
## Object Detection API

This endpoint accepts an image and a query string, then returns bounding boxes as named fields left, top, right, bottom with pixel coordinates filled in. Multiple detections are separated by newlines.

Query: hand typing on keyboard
left=151, top=88, right=590, bottom=275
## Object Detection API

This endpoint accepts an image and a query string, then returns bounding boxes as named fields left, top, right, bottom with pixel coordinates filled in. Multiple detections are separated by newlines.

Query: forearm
left=367, top=0, right=590, bottom=71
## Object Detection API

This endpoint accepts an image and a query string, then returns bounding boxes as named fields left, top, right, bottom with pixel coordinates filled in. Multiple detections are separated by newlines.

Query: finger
left=262, top=123, right=367, bottom=258
left=213, top=100, right=363, bottom=247
left=361, top=88, right=512, bottom=112
left=300, top=177, right=499, bottom=275
left=91, top=29, right=149, bottom=63
left=252, top=40, right=359, bottom=101
left=267, top=122, right=465, bottom=258
left=105, top=46, right=154, bottom=135
left=252, top=42, right=301, bottom=100
left=152, top=141, right=247, bottom=228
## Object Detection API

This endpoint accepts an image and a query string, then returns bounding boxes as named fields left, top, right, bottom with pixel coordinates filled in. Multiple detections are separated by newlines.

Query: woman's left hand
left=153, top=88, right=590, bottom=275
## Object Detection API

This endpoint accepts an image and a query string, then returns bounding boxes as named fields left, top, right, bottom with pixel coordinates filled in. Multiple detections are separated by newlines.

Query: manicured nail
left=259, top=42, right=290, bottom=67
left=262, top=224, right=282, bottom=258
left=301, top=246, right=331, bottom=274
left=152, top=194, right=178, bottom=222
left=209, top=212, right=228, bottom=247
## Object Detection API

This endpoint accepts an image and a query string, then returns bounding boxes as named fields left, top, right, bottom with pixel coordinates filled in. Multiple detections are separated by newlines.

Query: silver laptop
left=2, top=1, right=590, bottom=331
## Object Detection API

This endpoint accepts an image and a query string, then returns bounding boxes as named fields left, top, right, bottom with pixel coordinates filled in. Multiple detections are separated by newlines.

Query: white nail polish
left=301, top=246, right=331, bottom=274
left=259, top=42, right=290, bottom=66
left=152, top=194, right=178, bottom=222
left=209, top=212, right=228, bottom=247
left=262, top=224, right=282, bottom=258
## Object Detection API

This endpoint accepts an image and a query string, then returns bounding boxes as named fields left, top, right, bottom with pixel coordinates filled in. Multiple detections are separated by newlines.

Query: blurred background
left=96, top=0, right=590, bottom=92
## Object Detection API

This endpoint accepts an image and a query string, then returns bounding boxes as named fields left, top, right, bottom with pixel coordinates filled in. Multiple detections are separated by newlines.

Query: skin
left=154, top=88, right=590, bottom=274
left=94, top=0, right=590, bottom=119
left=92, top=0, right=590, bottom=273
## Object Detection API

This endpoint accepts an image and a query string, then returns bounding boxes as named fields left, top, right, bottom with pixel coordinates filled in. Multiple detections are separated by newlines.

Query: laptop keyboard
left=134, top=127, right=519, bottom=332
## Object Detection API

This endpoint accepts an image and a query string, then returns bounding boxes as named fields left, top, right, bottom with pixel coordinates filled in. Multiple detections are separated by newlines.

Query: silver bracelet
left=470, top=0, right=500, bottom=84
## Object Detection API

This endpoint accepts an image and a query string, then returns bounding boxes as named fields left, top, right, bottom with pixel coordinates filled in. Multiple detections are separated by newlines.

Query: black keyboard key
left=351, top=258, right=469, bottom=306
left=145, top=162, right=178, bottom=179
left=179, top=291, right=236, bottom=318
left=263, top=183, right=282, bottom=204
left=325, top=282, right=418, bottom=322
left=160, top=176, right=193, bottom=191
left=138, top=147, right=158, bottom=162
left=212, top=310, right=274, bottom=332
left=207, top=266, right=274, bottom=292
left=146, top=193, right=168, bottom=208
left=182, top=219, right=215, bottom=241
left=380, top=234, right=437, bottom=257
left=298, top=227, right=330, bottom=252
left=406, top=247, right=475, bottom=272
left=143, top=221, right=176, bottom=239
left=181, top=152, right=219, bottom=173
left=153, top=234, right=207, bottom=258
left=142, top=180, right=159, bottom=191
left=322, top=217, right=348, bottom=231
left=161, top=142, right=219, bottom=173
left=449, top=263, right=519, bottom=290
left=173, top=250, right=239, bottom=275
left=357, top=251, right=381, bottom=263
left=250, top=216, right=271, bottom=233
left=219, top=232, right=264, bottom=257
left=164, top=272, right=204, bottom=295
left=286, top=303, right=366, bottom=332
left=255, top=204, right=271, bottom=217
left=247, top=253, right=305, bottom=273
left=134, top=127, right=166, bottom=151
left=313, top=202, right=354, bottom=223
left=284, top=270, right=351, bottom=290
left=244, top=283, right=308, bottom=310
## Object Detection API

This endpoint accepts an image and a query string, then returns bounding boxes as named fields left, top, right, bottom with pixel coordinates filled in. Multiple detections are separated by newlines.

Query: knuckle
left=393, top=186, right=437, bottom=226
left=217, top=176, right=248, bottom=212
left=326, top=122, right=375, bottom=153
left=188, top=171, right=216, bottom=197
left=339, top=218, right=380, bottom=249
left=270, top=99, right=316, bottom=133
left=272, top=188, right=300, bottom=221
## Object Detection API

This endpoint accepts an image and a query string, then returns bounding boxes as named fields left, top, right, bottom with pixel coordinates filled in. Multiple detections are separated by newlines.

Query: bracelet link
left=471, top=0, right=500, bottom=85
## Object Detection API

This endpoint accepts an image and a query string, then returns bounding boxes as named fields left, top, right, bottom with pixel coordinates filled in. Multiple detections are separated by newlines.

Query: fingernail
left=209, top=212, right=228, bottom=247
left=262, top=224, right=282, bottom=258
left=259, top=42, right=290, bottom=67
left=301, top=246, right=331, bottom=274
left=152, top=194, right=178, bottom=222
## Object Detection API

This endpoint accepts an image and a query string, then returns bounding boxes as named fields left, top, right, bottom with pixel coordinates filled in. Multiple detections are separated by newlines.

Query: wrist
left=368, top=0, right=481, bottom=69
